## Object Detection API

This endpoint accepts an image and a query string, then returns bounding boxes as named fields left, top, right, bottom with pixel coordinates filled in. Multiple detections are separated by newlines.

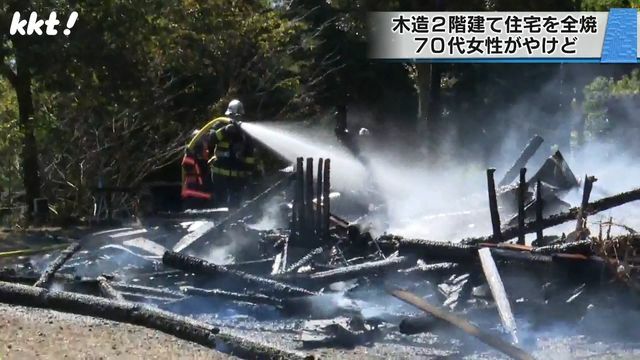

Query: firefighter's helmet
left=225, top=99, right=245, bottom=117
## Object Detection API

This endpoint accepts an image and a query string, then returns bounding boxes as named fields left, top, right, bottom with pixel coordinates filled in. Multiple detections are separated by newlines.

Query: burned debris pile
left=1, top=143, right=640, bottom=359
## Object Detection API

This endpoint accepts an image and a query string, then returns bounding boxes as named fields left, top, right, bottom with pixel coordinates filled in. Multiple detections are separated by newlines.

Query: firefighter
left=208, top=99, right=262, bottom=208
left=181, top=129, right=215, bottom=209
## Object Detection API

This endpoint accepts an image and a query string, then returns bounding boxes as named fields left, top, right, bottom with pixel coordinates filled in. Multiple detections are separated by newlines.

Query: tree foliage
left=0, top=0, right=638, bottom=221
left=583, top=69, right=640, bottom=143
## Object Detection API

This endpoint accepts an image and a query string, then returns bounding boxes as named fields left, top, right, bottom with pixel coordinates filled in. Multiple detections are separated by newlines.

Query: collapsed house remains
left=2, top=137, right=640, bottom=359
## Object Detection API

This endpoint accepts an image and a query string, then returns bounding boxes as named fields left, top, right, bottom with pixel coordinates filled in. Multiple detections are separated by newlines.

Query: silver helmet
left=225, top=99, right=245, bottom=117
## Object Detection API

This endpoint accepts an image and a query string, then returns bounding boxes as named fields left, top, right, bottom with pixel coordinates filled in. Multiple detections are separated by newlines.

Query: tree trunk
left=426, top=63, right=444, bottom=148
left=14, top=44, right=42, bottom=218
left=415, top=63, right=443, bottom=150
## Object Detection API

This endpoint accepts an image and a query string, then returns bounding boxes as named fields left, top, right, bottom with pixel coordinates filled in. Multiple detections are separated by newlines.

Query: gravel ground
left=0, top=303, right=235, bottom=360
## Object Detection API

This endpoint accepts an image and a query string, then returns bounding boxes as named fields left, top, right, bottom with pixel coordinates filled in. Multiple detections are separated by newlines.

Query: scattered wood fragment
left=287, top=247, right=325, bottom=273
left=478, top=248, right=518, bottom=344
left=34, top=242, right=81, bottom=288
left=97, top=276, right=124, bottom=301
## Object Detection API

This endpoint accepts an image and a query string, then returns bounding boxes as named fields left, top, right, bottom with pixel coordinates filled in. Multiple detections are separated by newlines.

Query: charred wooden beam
left=464, top=186, right=640, bottom=245
left=97, top=276, right=124, bottom=301
left=303, top=255, right=412, bottom=285
left=111, top=282, right=183, bottom=300
left=181, top=286, right=282, bottom=307
left=394, top=237, right=478, bottom=262
left=34, top=242, right=81, bottom=288
left=491, top=248, right=553, bottom=264
left=487, top=168, right=502, bottom=242
left=389, top=288, right=534, bottom=360
left=531, top=240, right=593, bottom=255
left=0, top=281, right=308, bottom=360
left=517, top=168, right=527, bottom=245
left=286, top=247, right=324, bottom=273
left=322, top=159, right=331, bottom=241
left=162, top=251, right=316, bottom=297
left=398, top=262, right=460, bottom=275
left=498, top=135, right=543, bottom=187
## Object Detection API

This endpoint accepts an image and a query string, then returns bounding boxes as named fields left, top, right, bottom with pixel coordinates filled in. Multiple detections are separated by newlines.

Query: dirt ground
left=0, top=303, right=235, bottom=360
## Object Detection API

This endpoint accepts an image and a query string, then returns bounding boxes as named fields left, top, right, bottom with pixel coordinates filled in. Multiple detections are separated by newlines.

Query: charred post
left=294, top=157, right=304, bottom=241
left=517, top=168, right=527, bottom=245
left=322, top=159, right=331, bottom=241
left=536, top=179, right=544, bottom=243
left=576, top=175, right=597, bottom=235
left=34, top=242, right=81, bottom=288
left=486, top=168, right=502, bottom=242
left=498, top=134, right=543, bottom=187
left=316, top=158, right=324, bottom=242
left=305, top=157, right=314, bottom=241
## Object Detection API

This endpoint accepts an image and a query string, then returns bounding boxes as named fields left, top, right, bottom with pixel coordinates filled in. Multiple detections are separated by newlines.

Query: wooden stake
left=305, top=158, right=314, bottom=240
left=535, top=179, right=544, bottom=243
left=295, top=157, right=304, bottom=241
left=322, top=159, right=331, bottom=241
left=575, top=175, right=597, bottom=235
left=487, top=168, right=502, bottom=242
left=316, top=158, right=324, bottom=242
left=517, top=168, right=527, bottom=245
